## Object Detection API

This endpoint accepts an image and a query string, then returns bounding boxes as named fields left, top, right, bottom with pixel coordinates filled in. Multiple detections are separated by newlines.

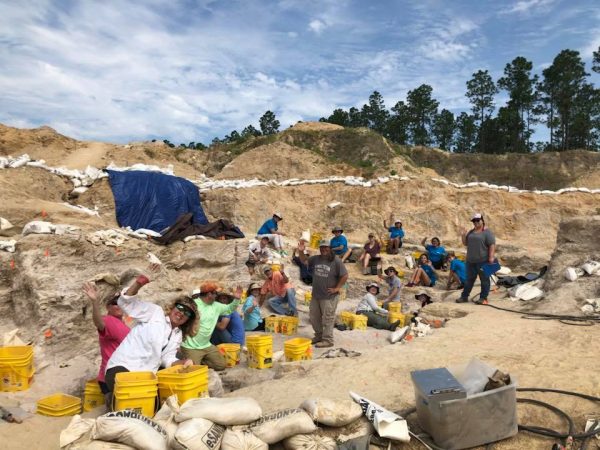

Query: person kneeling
left=210, top=290, right=245, bottom=346
left=356, top=282, right=401, bottom=331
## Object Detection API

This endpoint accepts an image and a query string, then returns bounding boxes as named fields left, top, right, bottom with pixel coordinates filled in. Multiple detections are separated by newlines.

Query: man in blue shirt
left=383, top=215, right=404, bottom=254
left=446, top=251, right=466, bottom=290
left=210, top=291, right=245, bottom=346
left=256, top=212, right=286, bottom=256
left=330, top=226, right=353, bottom=263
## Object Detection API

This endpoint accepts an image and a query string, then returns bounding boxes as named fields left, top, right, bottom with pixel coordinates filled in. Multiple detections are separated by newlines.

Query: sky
left=1, top=0, right=599, bottom=144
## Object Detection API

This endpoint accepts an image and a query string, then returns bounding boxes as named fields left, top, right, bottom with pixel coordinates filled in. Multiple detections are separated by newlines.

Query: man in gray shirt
left=308, top=239, right=349, bottom=348
left=457, top=213, right=496, bottom=305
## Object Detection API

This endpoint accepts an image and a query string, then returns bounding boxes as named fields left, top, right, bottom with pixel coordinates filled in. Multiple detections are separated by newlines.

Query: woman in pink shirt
left=83, top=282, right=130, bottom=395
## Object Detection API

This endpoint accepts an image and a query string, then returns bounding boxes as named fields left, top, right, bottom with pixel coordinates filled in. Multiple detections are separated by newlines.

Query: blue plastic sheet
left=107, top=170, right=208, bottom=233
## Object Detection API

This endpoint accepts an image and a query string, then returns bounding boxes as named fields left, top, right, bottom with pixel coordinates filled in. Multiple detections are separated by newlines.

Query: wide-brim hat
left=384, top=266, right=397, bottom=275
left=366, top=282, right=380, bottom=292
left=273, top=212, right=283, bottom=220
left=332, top=226, right=343, bottom=232
left=414, top=291, right=431, bottom=300
left=174, top=296, right=199, bottom=320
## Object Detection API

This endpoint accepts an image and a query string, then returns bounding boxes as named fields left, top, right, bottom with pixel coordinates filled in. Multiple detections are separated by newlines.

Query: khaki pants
left=309, top=296, right=339, bottom=345
left=181, top=345, right=227, bottom=371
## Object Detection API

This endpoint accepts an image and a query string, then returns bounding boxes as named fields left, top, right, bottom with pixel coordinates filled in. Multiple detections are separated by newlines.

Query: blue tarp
left=107, top=170, right=208, bottom=233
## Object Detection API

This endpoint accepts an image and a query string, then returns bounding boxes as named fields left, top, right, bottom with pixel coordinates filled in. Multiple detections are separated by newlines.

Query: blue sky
left=1, top=0, right=599, bottom=144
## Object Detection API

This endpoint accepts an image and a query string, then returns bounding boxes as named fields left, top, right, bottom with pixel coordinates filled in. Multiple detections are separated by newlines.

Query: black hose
left=475, top=298, right=600, bottom=324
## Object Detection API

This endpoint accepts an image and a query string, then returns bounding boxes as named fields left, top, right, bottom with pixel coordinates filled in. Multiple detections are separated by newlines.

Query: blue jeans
left=210, top=328, right=232, bottom=346
left=268, top=288, right=297, bottom=315
left=460, top=261, right=491, bottom=301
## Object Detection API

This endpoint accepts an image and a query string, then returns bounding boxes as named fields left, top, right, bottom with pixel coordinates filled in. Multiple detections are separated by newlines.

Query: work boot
left=455, top=297, right=468, bottom=303
left=311, top=337, right=321, bottom=344
left=315, top=341, right=333, bottom=348
left=389, top=320, right=401, bottom=331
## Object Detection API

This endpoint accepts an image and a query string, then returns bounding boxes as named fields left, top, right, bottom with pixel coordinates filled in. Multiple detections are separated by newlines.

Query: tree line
left=320, top=48, right=600, bottom=153
left=165, top=47, right=599, bottom=153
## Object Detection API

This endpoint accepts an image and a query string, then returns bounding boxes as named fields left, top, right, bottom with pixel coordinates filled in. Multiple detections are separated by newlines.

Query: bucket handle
left=2, top=362, right=35, bottom=378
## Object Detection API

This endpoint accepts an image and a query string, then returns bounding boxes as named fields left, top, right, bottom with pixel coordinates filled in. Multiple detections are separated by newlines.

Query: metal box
left=411, top=364, right=518, bottom=450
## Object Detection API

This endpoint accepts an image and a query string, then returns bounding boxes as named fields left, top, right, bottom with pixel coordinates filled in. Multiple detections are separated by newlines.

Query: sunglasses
left=472, top=218, right=482, bottom=222
left=175, top=303, right=194, bottom=318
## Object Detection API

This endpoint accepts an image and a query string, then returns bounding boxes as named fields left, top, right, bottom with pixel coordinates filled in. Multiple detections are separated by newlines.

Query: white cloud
left=500, top=0, right=556, bottom=15
left=308, top=19, right=327, bottom=34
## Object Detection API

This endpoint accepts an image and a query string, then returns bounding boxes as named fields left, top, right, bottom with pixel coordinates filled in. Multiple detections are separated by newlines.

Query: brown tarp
left=153, top=213, right=245, bottom=245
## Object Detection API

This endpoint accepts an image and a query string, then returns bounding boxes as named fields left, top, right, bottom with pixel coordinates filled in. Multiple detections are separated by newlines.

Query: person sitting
left=378, top=266, right=402, bottom=307
left=243, top=283, right=265, bottom=331
left=181, top=282, right=242, bottom=371
left=292, top=234, right=312, bottom=284
left=256, top=212, right=286, bottom=256
left=356, top=282, right=401, bottom=331
left=383, top=214, right=404, bottom=254
left=82, top=280, right=130, bottom=397
left=104, top=269, right=197, bottom=404
left=261, top=265, right=297, bottom=316
left=359, top=233, right=381, bottom=275
left=246, top=236, right=273, bottom=275
left=210, top=289, right=245, bottom=346
left=446, top=251, right=466, bottom=290
left=331, top=226, right=353, bottom=263
left=421, top=236, right=446, bottom=270
left=406, top=254, right=437, bottom=287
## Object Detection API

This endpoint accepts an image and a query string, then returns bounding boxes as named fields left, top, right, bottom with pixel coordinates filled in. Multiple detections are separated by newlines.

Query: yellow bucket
left=37, top=393, right=82, bottom=416
left=456, top=253, right=466, bottom=261
left=265, top=316, right=281, bottom=333
left=280, top=317, right=299, bottom=335
left=388, top=302, right=402, bottom=313
left=412, top=251, right=423, bottom=260
left=388, top=312, right=407, bottom=326
left=114, top=371, right=158, bottom=417
left=309, top=232, right=322, bottom=249
left=350, top=314, right=368, bottom=330
left=83, top=379, right=105, bottom=411
left=340, top=311, right=354, bottom=327
left=381, top=238, right=390, bottom=253
left=376, top=300, right=384, bottom=308
left=284, top=338, right=313, bottom=362
left=304, top=291, right=312, bottom=305
left=271, top=264, right=281, bottom=272
left=246, top=335, right=273, bottom=369
left=157, top=365, right=208, bottom=404
left=0, top=345, right=34, bottom=392
left=218, top=343, right=241, bottom=367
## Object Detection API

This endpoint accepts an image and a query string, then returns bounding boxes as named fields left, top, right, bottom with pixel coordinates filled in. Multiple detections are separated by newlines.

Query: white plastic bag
left=283, top=434, right=337, bottom=450
left=92, top=410, right=168, bottom=450
left=220, top=429, right=268, bottom=450
left=249, top=409, right=317, bottom=445
left=175, top=397, right=262, bottom=425
left=300, top=398, right=362, bottom=427
left=22, top=220, right=54, bottom=235
left=349, top=392, right=409, bottom=443
left=175, top=418, right=225, bottom=450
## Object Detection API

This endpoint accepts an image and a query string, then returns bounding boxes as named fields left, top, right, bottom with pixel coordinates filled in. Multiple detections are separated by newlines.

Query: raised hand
left=82, top=282, right=98, bottom=302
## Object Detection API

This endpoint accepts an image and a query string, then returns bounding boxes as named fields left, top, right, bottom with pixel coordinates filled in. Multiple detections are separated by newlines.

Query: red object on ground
left=136, top=275, right=150, bottom=286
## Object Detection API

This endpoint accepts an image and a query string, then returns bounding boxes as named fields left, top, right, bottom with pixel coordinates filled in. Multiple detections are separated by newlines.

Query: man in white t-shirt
left=245, top=236, right=273, bottom=275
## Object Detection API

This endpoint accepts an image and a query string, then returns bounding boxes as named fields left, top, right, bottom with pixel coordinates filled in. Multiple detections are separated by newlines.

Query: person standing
left=456, top=213, right=496, bottom=305
left=256, top=212, right=286, bottom=255
left=261, top=264, right=297, bottom=316
left=181, top=282, right=241, bottom=371
left=82, top=282, right=130, bottom=396
left=308, top=240, right=349, bottom=348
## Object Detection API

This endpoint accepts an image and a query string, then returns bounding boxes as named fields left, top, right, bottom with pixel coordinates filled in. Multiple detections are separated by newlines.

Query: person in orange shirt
left=261, top=265, right=297, bottom=316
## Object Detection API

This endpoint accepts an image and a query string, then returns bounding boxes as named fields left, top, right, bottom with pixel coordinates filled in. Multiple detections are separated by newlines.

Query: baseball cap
left=200, top=282, right=220, bottom=294
left=471, top=213, right=483, bottom=221
left=319, top=239, right=331, bottom=247
left=366, top=282, right=379, bottom=291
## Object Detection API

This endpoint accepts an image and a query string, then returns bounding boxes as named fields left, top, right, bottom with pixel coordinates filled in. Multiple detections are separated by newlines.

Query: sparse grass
left=143, top=148, right=156, bottom=159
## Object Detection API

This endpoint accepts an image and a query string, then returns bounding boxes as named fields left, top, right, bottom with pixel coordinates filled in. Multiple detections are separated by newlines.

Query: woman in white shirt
left=356, top=282, right=401, bottom=331
left=104, top=273, right=198, bottom=402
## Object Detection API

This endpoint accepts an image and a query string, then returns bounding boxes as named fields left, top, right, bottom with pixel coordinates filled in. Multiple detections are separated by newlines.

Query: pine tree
left=259, top=111, right=280, bottom=135
left=406, top=84, right=439, bottom=146
left=432, top=109, right=455, bottom=150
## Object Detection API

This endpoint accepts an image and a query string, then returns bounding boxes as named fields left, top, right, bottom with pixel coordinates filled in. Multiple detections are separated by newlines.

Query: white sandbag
left=405, top=255, right=414, bottom=269
left=175, top=418, right=225, bottom=450
left=220, top=429, right=268, bottom=450
left=249, top=408, right=317, bottom=445
left=92, top=410, right=168, bottom=450
left=300, top=398, right=363, bottom=427
left=60, top=415, right=96, bottom=449
left=283, top=434, right=337, bottom=450
left=153, top=395, right=185, bottom=450
left=389, top=326, right=410, bottom=344
left=349, top=392, right=409, bottom=443
left=581, top=261, right=600, bottom=275
left=0, top=217, right=13, bottom=230
left=0, top=239, right=16, bottom=252
left=22, top=220, right=54, bottom=235
left=176, top=397, right=262, bottom=425
left=69, top=440, right=135, bottom=450
left=565, top=267, right=584, bottom=281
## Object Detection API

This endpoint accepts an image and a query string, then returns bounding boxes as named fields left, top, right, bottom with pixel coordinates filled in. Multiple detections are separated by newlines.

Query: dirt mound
left=289, top=121, right=344, bottom=132
left=0, top=124, right=76, bottom=158
left=215, top=142, right=359, bottom=180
